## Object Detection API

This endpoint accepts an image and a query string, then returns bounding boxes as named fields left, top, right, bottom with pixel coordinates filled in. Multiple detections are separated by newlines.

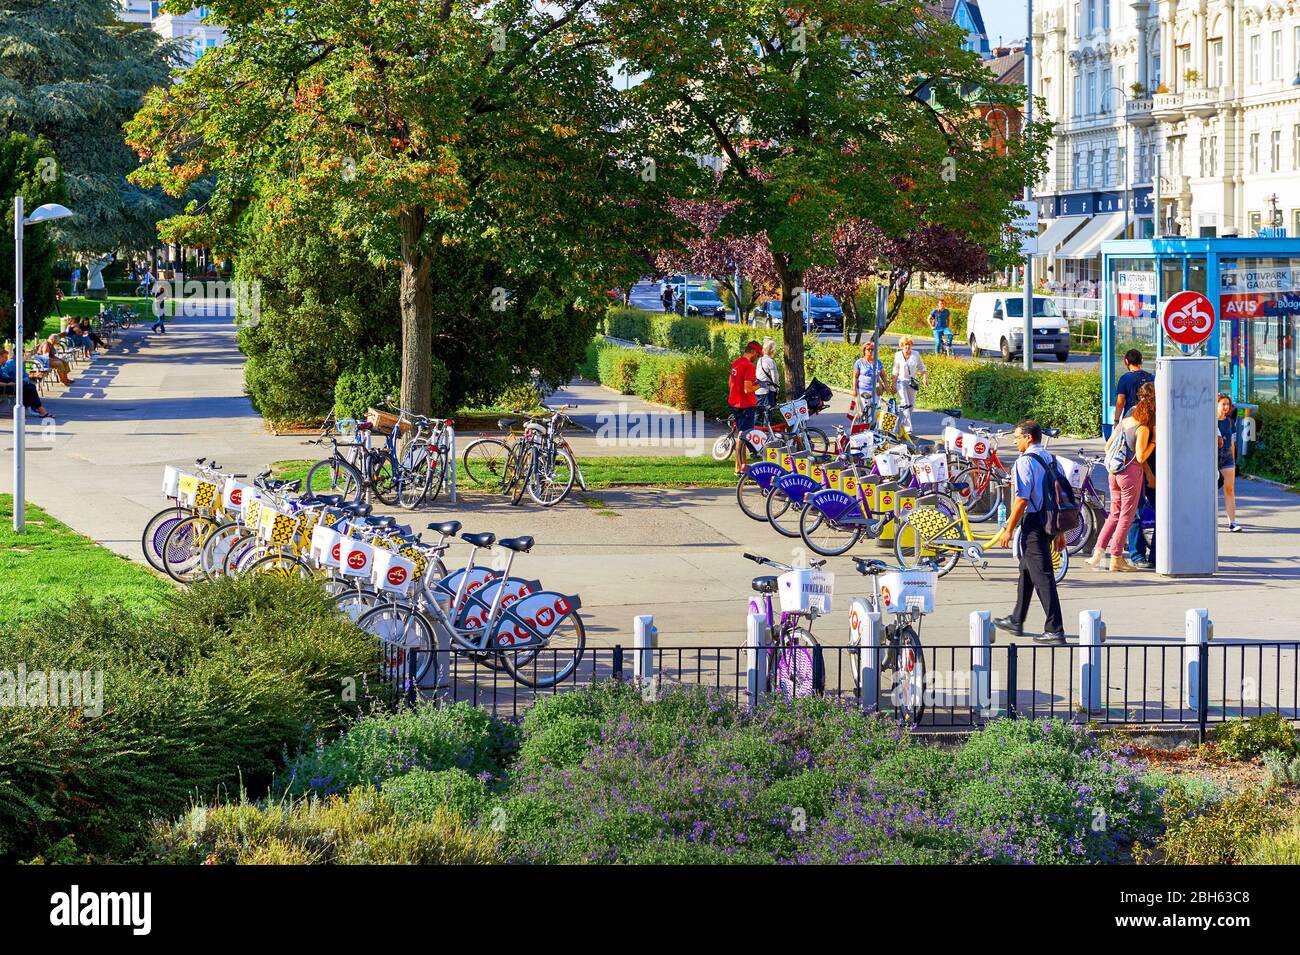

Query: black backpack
left=1030, top=449, right=1081, bottom=536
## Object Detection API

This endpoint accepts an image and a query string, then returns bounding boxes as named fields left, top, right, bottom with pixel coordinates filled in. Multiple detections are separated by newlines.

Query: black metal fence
left=387, top=641, right=1300, bottom=737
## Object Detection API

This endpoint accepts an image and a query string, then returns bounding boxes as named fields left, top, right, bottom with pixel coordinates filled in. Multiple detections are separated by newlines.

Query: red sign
left=386, top=566, right=407, bottom=586
left=346, top=549, right=368, bottom=570
left=229, top=489, right=242, bottom=505
left=1162, top=291, right=1216, bottom=347
left=331, top=542, right=341, bottom=560
left=972, top=440, right=987, bottom=457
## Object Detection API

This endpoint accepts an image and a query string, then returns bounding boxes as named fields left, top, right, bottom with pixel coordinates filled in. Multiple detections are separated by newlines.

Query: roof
left=986, top=48, right=1026, bottom=85
left=929, top=0, right=990, bottom=44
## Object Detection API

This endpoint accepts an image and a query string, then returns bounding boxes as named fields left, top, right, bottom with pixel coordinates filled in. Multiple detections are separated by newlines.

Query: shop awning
left=1054, top=212, right=1127, bottom=260
left=1034, top=215, right=1089, bottom=257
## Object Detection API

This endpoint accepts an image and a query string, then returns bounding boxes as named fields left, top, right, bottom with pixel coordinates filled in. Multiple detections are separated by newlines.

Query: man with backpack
left=991, top=419, right=1075, bottom=646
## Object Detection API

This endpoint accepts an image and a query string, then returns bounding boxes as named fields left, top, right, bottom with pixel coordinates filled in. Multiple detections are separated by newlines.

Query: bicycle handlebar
left=743, top=552, right=826, bottom=571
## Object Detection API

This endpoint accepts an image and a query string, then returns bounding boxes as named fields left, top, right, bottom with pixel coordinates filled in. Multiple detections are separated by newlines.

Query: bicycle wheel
left=223, top=531, right=260, bottom=577
left=527, top=444, right=576, bottom=507
left=356, top=603, right=435, bottom=685
left=764, top=484, right=801, bottom=538
left=305, top=457, right=365, bottom=502
left=736, top=472, right=770, bottom=522
left=500, top=609, right=587, bottom=689
left=1010, top=528, right=1071, bottom=583
left=799, top=504, right=863, bottom=557
left=161, top=514, right=219, bottom=583
left=948, top=464, right=1000, bottom=523
left=1064, top=501, right=1099, bottom=556
left=397, top=445, right=434, bottom=510
left=199, top=520, right=243, bottom=580
left=890, top=626, right=927, bottom=725
left=334, top=586, right=381, bottom=623
left=370, top=454, right=399, bottom=506
left=511, top=446, right=533, bottom=506
left=893, top=507, right=962, bottom=577
left=711, top=432, right=737, bottom=462
left=461, top=438, right=511, bottom=489
left=142, top=505, right=189, bottom=571
left=425, top=448, right=448, bottom=504
left=245, top=551, right=313, bottom=580
left=769, top=630, right=825, bottom=699
left=804, top=427, right=831, bottom=455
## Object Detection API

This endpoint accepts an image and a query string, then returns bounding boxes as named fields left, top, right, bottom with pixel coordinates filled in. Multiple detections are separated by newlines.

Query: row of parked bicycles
left=140, top=459, right=586, bottom=689
left=302, top=400, right=587, bottom=509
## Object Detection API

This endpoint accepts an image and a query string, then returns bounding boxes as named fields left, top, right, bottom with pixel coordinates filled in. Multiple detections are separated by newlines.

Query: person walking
left=151, top=280, right=168, bottom=333
left=927, top=298, right=951, bottom=355
left=1088, top=390, right=1153, bottom=571
left=728, top=340, right=761, bottom=475
left=1114, top=349, right=1154, bottom=421
left=70, top=265, right=81, bottom=297
left=754, top=338, right=781, bottom=422
left=890, top=335, right=927, bottom=434
left=661, top=284, right=674, bottom=314
left=992, top=420, right=1066, bottom=644
left=1218, top=393, right=1243, bottom=532
left=849, top=340, right=884, bottom=429
left=1126, top=381, right=1158, bottom=567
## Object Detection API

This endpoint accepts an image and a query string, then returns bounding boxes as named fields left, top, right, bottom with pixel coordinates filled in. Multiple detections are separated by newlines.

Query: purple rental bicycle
left=742, top=552, right=831, bottom=698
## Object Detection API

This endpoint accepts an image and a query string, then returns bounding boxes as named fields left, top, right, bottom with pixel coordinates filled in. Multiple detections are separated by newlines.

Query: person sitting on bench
left=0, top=348, right=53, bottom=419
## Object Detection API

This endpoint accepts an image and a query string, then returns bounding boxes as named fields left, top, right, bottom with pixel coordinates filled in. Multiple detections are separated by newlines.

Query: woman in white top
left=891, top=336, right=928, bottom=433
left=755, top=339, right=781, bottom=421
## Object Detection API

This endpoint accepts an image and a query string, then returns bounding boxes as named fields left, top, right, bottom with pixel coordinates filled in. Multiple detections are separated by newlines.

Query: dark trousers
left=5, top=381, right=44, bottom=412
left=1127, top=481, right=1156, bottom=561
left=1011, top=512, right=1064, bottom=634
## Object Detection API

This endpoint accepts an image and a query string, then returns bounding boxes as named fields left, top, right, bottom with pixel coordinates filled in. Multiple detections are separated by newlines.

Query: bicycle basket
left=877, top=408, right=900, bottom=436
left=877, top=569, right=935, bottom=615
left=776, top=569, right=834, bottom=614
left=257, top=504, right=297, bottom=546
left=913, top=454, right=949, bottom=484
left=182, top=478, right=219, bottom=510
left=162, top=465, right=183, bottom=497
left=310, top=524, right=344, bottom=568
left=398, top=544, right=428, bottom=583
left=365, top=408, right=410, bottom=437
left=222, top=476, right=249, bottom=511
left=372, top=548, right=416, bottom=597
left=873, top=450, right=902, bottom=478
left=1058, top=456, right=1088, bottom=490
left=778, top=398, right=810, bottom=430
left=340, top=539, right=374, bottom=578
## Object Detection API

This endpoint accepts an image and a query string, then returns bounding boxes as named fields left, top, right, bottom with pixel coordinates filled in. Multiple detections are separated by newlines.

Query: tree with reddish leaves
left=655, top=199, right=775, bottom=321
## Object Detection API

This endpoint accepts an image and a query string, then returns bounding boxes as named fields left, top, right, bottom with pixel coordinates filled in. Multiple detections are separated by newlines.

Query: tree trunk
left=777, top=263, right=806, bottom=397
left=399, top=206, right=434, bottom=416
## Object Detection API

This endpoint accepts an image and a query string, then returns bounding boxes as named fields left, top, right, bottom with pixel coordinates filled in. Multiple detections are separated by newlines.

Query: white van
left=966, top=293, right=1071, bottom=362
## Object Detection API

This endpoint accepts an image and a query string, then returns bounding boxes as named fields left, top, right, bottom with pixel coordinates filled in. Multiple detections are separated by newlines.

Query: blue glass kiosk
left=1100, top=237, right=1300, bottom=431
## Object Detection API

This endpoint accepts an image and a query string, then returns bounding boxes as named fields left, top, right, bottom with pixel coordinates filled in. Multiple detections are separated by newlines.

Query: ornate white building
left=117, top=2, right=226, bottom=69
left=1032, top=0, right=1300, bottom=285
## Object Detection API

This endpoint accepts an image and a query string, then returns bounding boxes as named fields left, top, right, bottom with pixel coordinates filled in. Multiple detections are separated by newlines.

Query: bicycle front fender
left=491, top=591, right=582, bottom=649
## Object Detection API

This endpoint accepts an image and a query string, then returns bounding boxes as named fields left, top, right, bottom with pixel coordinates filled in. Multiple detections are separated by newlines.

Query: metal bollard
left=746, top=613, right=768, bottom=708
left=1078, top=609, right=1105, bottom=715
left=1184, top=608, right=1213, bottom=713
left=848, top=599, right=881, bottom=713
left=633, top=614, right=657, bottom=689
left=969, top=610, right=993, bottom=719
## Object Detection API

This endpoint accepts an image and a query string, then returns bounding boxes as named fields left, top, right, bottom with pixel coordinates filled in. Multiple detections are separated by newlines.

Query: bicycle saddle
left=363, top=516, right=397, bottom=528
left=939, top=408, right=963, bottom=419
left=262, top=478, right=301, bottom=493
left=428, top=520, right=462, bottom=537
left=853, top=557, right=888, bottom=576
left=1042, top=427, right=1061, bottom=438
left=751, top=575, right=779, bottom=594
left=461, top=532, right=496, bottom=548
left=305, top=493, right=344, bottom=506
left=341, top=502, right=372, bottom=517
left=497, top=536, right=535, bottom=554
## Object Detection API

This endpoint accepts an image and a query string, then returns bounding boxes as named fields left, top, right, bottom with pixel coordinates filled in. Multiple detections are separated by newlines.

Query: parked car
left=684, top=288, right=727, bottom=318
left=806, top=294, right=844, bottom=332
left=756, top=300, right=783, bottom=327
left=967, top=292, right=1071, bottom=362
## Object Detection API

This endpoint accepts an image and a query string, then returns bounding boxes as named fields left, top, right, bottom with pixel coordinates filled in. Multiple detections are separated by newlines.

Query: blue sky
left=979, top=0, right=1029, bottom=50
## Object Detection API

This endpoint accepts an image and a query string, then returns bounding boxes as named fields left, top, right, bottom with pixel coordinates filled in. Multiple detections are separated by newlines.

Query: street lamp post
left=1022, top=0, right=1035, bottom=372
left=1105, top=86, right=1131, bottom=239
left=11, top=197, right=75, bottom=532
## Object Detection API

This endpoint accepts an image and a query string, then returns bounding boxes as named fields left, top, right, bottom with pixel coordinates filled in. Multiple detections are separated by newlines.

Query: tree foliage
left=0, top=0, right=183, bottom=252
left=0, top=132, right=67, bottom=330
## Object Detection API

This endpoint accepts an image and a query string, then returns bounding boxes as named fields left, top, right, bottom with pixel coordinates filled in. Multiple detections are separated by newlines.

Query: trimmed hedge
left=603, top=305, right=766, bottom=361
left=1240, top=401, right=1300, bottom=486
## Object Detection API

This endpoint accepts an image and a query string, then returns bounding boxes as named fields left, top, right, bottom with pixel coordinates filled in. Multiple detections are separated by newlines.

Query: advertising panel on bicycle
left=1058, top=456, right=1088, bottom=490
left=745, top=428, right=770, bottom=451
left=372, top=549, right=415, bottom=597
left=849, top=429, right=875, bottom=450
left=310, top=524, right=342, bottom=567
left=777, top=569, right=834, bottom=613
left=342, top=540, right=374, bottom=578
left=878, top=569, right=936, bottom=614
left=914, top=454, right=949, bottom=484
left=162, top=465, right=182, bottom=497
left=222, top=476, right=249, bottom=510
left=779, top=398, right=810, bottom=429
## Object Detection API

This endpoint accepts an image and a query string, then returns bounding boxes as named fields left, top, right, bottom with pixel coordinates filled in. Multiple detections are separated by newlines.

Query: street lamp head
left=23, top=203, right=75, bottom=226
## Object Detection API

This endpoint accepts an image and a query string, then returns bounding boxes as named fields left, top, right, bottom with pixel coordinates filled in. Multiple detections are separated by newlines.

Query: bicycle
left=711, top=405, right=830, bottom=462
left=892, top=482, right=1070, bottom=583
left=143, top=458, right=234, bottom=574
left=461, top=406, right=587, bottom=506
left=848, top=558, right=934, bottom=726
left=742, top=552, right=830, bottom=698
left=943, top=423, right=1062, bottom=523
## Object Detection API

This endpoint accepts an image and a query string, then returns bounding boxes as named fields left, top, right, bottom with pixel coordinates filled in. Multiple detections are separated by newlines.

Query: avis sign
left=1162, top=291, right=1216, bottom=348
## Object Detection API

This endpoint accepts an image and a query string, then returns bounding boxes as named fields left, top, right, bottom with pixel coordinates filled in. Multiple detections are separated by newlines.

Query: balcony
left=1151, top=92, right=1185, bottom=121
left=1184, top=86, right=1233, bottom=117
left=1125, top=97, right=1155, bottom=126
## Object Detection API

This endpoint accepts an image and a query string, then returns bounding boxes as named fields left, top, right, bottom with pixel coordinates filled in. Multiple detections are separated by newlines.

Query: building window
left=1211, top=39, right=1224, bottom=86
left=1249, top=211, right=1262, bottom=234
left=1209, top=135, right=1218, bottom=176
left=1118, top=65, right=1126, bottom=96
left=1152, top=50, right=1161, bottom=88
left=1294, top=125, right=1300, bottom=170
left=1295, top=27, right=1300, bottom=80
left=1294, top=209, right=1300, bottom=237
left=1074, top=2, right=1082, bottom=38
left=1138, top=141, right=1149, bottom=180
left=1272, top=129, right=1282, bottom=171
left=1273, top=30, right=1283, bottom=80
left=1088, top=0, right=1096, bottom=34
left=1090, top=148, right=1101, bottom=185
left=1074, top=73, right=1083, bottom=117
left=1104, top=146, right=1114, bottom=184
left=1101, top=68, right=1112, bottom=111
left=1251, top=35, right=1261, bottom=83
left=1199, top=137, right=1206, bottom=178
left=1250, top=132, right=1260, bottom=173
left=1103, top=0, right=1110, bottom=30
left=1087, top=72, right=1097, bottom=113
left=1073, top=151, right=1083, bottom=188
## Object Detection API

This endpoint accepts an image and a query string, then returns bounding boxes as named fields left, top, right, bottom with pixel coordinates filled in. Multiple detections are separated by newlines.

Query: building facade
left=1031, top=0, right=1300, bottom=295
left=117, top=2, right=226, bottom=68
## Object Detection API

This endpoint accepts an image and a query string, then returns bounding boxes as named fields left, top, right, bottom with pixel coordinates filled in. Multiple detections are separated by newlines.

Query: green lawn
left=271, top=454, right=738, bottom=490
left=0, top=495, right=174, bottom=626
left=34, top=295, right=150, bottom=343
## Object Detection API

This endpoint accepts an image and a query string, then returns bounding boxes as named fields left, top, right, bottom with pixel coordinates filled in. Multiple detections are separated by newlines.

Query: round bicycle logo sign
left=1162, top=291, right=1216, bottom=347
left=346, top=550, right=367, bottom=570
left=386, top=566, right=407, bottom=586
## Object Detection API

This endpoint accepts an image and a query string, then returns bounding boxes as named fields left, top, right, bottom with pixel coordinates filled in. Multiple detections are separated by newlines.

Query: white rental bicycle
left=847, top=558, right=936, bottom=726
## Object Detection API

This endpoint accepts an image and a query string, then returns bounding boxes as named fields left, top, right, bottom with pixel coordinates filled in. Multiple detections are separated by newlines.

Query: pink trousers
left=1095, top=460, right=1144, bottom=556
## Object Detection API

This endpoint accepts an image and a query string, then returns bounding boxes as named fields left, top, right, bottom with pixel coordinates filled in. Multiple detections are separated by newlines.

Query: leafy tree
left=0, top=132, right=67, bottom=332
left=655, top=199, right=775, bottom=321
left=128, top=0, right=692, bottom=416
left=0, top=0, right=182, bottom=253
left=615, top=1, right=1048, bottom=392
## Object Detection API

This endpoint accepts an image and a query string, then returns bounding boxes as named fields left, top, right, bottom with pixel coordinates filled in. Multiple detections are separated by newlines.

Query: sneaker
left=1131, top=558, right=1154, bottom=570
left=1034, top=632, right=1067, bottom=646
left=992, top=616, right=1023, bottom=636
left=1229, top=523, right=1243, bottom=532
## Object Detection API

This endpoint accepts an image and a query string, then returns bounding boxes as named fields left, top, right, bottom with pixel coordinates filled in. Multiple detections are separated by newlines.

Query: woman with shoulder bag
left=1087, top=392, right=1154, bottom=572
left=755, top=339, right=781, bottom=422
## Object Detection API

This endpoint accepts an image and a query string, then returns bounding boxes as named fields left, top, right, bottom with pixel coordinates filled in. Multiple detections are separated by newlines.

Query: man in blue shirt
left=0, top=348, right=53, bottom=418
left=1114, top=349, right=1154, bottom=421
left=928, top=298, right=951, bottom=354
left=991, top=419, right=1065, bottom=644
